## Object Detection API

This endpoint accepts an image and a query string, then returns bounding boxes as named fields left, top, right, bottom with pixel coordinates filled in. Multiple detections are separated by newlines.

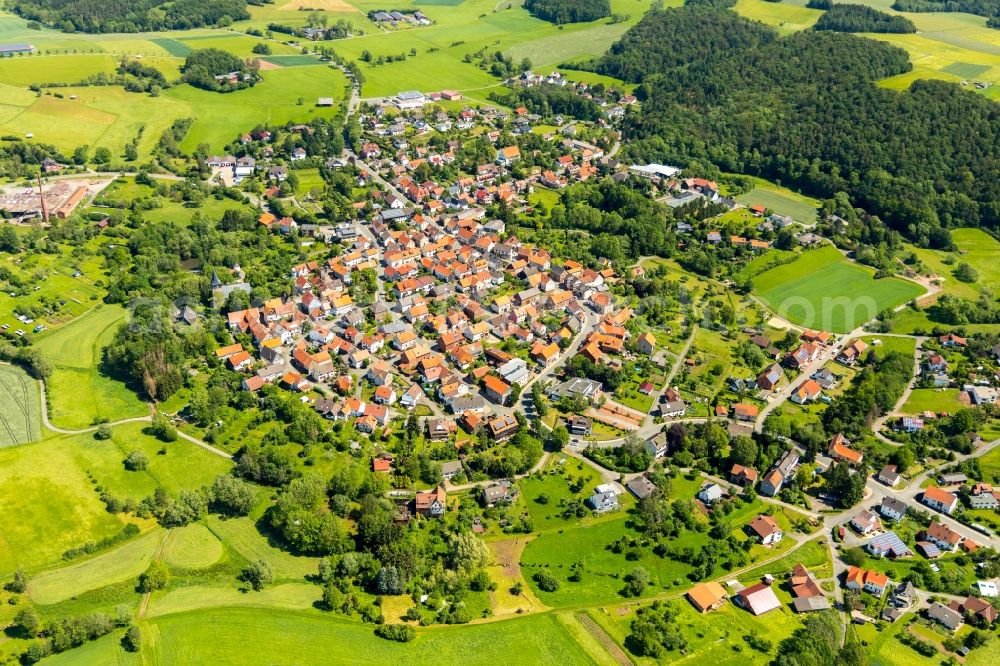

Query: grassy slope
left=33, top=305, right=148, bottom=429
left=753, top=245, right=924, bottom=333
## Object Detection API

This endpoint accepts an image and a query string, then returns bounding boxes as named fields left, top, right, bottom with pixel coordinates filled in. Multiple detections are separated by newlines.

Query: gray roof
left=793, top=596, right=831, bottom=613
left=626, top=475, right=657, bottom=500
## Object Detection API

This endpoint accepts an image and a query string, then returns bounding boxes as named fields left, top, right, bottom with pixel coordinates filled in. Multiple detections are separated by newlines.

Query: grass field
left=161, top=523, right=225, bottom=570
left=0, top=363, right=41, bottom=446
left=146, top=583, right=319, bottom=619
left=0, top=436, right=129, bottom=577
left=752, top=245, right=924, bottom=333
left=901, top=388, right=962, bottom=414
left=204, top=515, right=321, bottom=580
left=128, top=608, right=601, bottom=665
left=733, top=177, right=820, bottom=224
left=27, top=528, right=161, bottom=605
left=33, top=305, right=148, bottom=429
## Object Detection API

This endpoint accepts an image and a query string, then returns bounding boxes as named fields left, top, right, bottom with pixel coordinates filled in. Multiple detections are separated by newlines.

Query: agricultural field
left=0, top=363, right=41, bottom=446
left=0, top=435, right=130, bottom=578
left=33, top=304, right=149, bottom=429
left=27, top=528, right=162, bottom=605
left=752, top=245, right=925, bottom=333
left=102, top=607, right=604, bottom=665
left=732, top=177, right=820, bottom=225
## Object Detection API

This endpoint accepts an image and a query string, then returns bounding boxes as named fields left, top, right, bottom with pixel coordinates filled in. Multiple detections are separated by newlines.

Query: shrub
left=374, top=624, right=416, bottom=642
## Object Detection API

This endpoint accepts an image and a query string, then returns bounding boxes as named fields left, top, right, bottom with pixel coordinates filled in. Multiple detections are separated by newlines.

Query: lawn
left=733, top=176, right=820, bottom=224
left=0, top=363, right=42, bottom=446
left=901, top=388, right=962, bottom=415
left=132, top=607, right=600, bottom=665
left=518, top=456, right=620, bottom=531
left=33, top=304, right=148, bottom=429
left=27, top=528, right=162, bottom=605
left=752, top=245, right=924, bottom=333
left=859, top=335, right=915, bottom=358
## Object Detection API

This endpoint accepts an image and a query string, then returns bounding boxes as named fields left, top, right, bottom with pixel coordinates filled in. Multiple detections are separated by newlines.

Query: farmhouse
left=687, top=582, right=727, bottom=613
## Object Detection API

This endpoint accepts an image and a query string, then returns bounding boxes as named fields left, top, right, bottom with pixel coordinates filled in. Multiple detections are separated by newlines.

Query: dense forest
left=892, top=0, right=1000, bottom=18
left=592, top=6, right=1000, bottom=242
left=813, top=3, right=916, bottom=32
left=589, top=6, right=775, bottom=82
left=8, top=0, right=257, bottom=32
left=523, top=0, right=611, bottom=24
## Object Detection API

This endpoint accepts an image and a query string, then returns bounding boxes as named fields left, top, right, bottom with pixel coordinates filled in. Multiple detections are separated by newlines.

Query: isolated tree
left=954, top=262, right=979, bottom=283
left=6, top=568, right=27, bottom=593
left=241, top=559, right=274, bottom=591
left=138, top=561, right=169, bottom=593
left=15, top=607, right=40, bottom=636
left=208, top=474, right=256, bottom=516
left=123, top=625, right=142, bottom=652
left=124, top=450, right=149, bottom=471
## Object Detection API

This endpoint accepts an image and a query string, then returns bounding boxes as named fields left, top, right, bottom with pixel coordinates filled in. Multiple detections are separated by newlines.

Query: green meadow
left=733, top=177, right=819, bottom=224
left=752, top=245, right=924, bottom=333
left=34, top=304, right=148, bottom=429
left=137, top=608, right=600, bottom=665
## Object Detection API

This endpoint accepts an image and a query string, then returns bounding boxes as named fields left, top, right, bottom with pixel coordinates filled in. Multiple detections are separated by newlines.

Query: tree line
left=9, top=0, right=261, bottom=33
left=523, top=0, right=611, bottom=24
left=813, top=3, right=917, bottom=33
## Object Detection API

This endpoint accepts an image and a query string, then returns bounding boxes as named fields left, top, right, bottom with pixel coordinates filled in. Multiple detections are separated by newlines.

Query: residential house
left=844, top=566, right=889, bottom=596
left=626, top=475, right=658, bottom=501
left=850, top=509, right=880, bottom=535
left=922, top=486, right=959, bottom=515
left=747, top=515, right=783, bottom=545
left=587, top=489, right=619, bottom=513
left=924, top=521, right=962, bottom=552
left=730, top=464, right=758, bottom=487
left=482, top=480, right=517, bottom=507
left=414, top=486, right=447, bottom=518
left=866, top=531, right=912, bottom=559
left=697, top=482, right=724, bottom=505
left=757, top=363, right=784, bottom=391
left=877, top=465, right=902, bottom=487
left=880, top=497, right=907, bottom=522
left=928, top=602, right=964, bottom=631
left=828, top=433, right=863, bottom=465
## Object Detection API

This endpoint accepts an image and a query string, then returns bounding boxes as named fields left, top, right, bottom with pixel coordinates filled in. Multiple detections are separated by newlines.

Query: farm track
left=575, top=612, right=634, bottom=666
left=0, top=361, right=233, bottom=459
left=0, top=366, right=33, bottom=445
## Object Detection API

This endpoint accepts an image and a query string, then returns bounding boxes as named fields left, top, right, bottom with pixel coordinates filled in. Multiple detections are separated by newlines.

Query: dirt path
left=137, top=529, right=171, bottom=618
left=576, top=612, right=634, bottom=666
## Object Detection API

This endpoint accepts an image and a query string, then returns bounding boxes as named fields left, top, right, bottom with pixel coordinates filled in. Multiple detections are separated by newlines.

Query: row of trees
left=813, top=4, right=917, bottom=33
left=9, top=0, right=254, bottom=33
left=523, top=0, right=611, bottom=24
